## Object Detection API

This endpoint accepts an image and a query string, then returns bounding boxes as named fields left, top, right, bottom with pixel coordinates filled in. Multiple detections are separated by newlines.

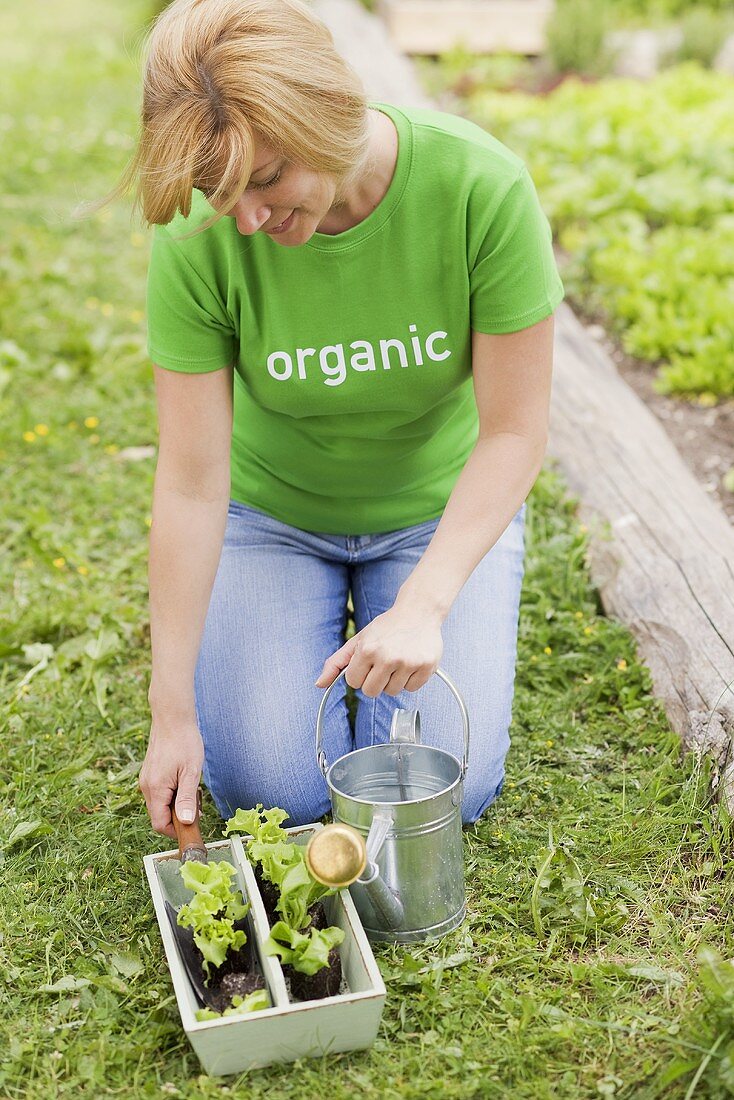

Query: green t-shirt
left=146, top=101, right=564, bottom=534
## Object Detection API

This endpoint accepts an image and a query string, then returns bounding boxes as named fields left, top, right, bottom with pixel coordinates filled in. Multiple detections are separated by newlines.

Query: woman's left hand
left=315, top=603, right=443, bottom=697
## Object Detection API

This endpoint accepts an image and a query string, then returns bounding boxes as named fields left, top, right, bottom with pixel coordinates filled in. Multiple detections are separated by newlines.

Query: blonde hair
left=79, top=0, right=371, bottom=237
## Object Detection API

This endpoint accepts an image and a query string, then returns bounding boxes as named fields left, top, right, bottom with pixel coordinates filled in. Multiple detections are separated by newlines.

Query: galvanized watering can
left=307, top=666, right=470, bottom=944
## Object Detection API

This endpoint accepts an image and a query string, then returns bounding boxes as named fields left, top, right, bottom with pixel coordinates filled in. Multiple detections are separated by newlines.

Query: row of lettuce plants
left=442, top=62, right=734, bottom=399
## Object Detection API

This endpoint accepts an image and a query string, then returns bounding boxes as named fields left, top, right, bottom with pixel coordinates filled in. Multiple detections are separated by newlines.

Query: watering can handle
left=315, top=666, right=470, bottom=780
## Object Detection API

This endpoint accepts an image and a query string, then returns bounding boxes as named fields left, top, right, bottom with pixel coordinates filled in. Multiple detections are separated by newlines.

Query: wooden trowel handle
left=171, top=788, right=208, bottom=863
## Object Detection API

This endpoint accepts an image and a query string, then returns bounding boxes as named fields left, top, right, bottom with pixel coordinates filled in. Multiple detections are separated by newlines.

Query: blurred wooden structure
left=552, top=308, right=734, bottom=808
left=314, top=0, right=734, bottom=806
left=376, top=0, right=555, bottom=55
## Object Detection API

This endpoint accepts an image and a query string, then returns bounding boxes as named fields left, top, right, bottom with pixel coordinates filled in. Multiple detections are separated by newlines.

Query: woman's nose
left=231, top=196, right=272, bottom=235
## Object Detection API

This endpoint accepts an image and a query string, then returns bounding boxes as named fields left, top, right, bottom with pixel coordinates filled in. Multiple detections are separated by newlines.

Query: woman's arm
left=393, top=316, right=554, bottom=618
left=139, top=364, right=233, bottom=837
left=316, top=315, right=554, bottom=697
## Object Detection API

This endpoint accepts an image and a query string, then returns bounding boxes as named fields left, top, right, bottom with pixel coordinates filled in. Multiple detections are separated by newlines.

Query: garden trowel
left=160, top=791, right=261, bottom=1011
left=163, top=793, right=220, bottom=1009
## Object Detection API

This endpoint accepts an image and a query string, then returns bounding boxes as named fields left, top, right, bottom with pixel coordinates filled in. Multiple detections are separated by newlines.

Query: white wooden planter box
left=143, top=823, right=387, bottom=1076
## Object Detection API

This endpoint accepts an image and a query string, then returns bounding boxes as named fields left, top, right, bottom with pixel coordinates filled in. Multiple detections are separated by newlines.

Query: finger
left=359, top=663, right=392, bottom=699
left=383, top=667, right=413, bottom=696
left=315, top=635, right=359, bottom=688
left=175, top=774, right=201, bottom=825
left=148, top=789, right=177, bottom=838
left=404, top=667, right=435, bottom=692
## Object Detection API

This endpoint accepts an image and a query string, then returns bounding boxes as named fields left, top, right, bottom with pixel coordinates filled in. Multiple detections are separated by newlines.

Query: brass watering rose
left=305, top=823, right=367, bottom=888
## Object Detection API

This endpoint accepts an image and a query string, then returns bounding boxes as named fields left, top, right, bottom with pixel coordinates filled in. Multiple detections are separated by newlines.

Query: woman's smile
left=265, top=209, right=296, bottom=234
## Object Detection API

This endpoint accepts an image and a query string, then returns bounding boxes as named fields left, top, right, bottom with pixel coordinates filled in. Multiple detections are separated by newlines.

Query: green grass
left=2, top=2, right=734, bottom=1097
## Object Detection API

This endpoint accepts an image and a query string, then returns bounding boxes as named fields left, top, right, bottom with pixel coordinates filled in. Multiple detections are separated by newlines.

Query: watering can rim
left=324, top=742, right=463, bottom=808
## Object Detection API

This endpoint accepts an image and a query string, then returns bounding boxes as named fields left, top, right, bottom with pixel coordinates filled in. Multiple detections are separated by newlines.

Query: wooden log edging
left=313, top=0, right=734, bottom=805
left=551, top=306, right=734, bottom=804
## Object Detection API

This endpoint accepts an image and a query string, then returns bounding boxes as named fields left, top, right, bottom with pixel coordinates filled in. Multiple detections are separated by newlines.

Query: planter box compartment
left=144, top=824, right=386, bottom=1076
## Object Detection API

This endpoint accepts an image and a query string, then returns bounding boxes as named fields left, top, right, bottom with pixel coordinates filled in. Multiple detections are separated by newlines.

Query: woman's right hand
left=138, top=716, right=205, bottom=841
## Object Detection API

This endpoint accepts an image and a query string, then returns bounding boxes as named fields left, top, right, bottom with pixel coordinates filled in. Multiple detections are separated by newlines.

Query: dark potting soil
left=210, top=970, right=265, bottom=1014
left=253, top=862, right=280, bottom=916
left=307, top=900, right=329, bottom=931
left=286, top=948, right=343, bottom=1002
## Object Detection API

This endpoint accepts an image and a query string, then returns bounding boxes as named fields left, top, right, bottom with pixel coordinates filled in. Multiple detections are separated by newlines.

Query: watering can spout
left=305, top=812, right=405, bottom=930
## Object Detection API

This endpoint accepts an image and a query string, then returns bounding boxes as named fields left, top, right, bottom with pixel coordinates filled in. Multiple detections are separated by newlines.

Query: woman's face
left=206, top=140, right=340, bottom=246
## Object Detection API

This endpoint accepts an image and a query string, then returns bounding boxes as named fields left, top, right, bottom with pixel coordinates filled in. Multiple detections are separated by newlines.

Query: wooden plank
left=551, top=306, right=734, bottom=803
left=313, top=0, right=734, bottom=803
left=377, top=0, right=554, bottom=56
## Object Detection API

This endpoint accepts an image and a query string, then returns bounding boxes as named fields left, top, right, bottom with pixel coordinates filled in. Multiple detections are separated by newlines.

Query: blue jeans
left=195, top=499, right=526, bottom=828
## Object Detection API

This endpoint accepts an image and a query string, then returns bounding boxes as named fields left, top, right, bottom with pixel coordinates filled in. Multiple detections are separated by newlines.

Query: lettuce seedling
left=224, top=804, right=289, bottom=846
left=225, top=804, right=338, bottom=929
left=177, top=859, right=249, bottom=975
left=248, top=838, right=303, bottom=885
left=263, top=921, right=345, bottom=976
left=272, top=854, right=336, bottom=930
left=194, top=988, right=271, bottom=1022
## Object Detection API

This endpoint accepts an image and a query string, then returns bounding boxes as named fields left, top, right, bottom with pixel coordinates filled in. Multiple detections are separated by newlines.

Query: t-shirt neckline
left=305, top=101, right=411, bottom=253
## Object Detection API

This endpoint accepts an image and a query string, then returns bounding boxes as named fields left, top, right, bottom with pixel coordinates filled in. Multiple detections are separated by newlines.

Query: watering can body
left=315, top=667, right=469, bottom=944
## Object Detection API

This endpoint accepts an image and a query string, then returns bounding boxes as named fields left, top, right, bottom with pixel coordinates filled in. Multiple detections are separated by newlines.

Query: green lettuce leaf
left=177, top=859, right=250, bottom=976
left=264, top=920, right=345, bottom=976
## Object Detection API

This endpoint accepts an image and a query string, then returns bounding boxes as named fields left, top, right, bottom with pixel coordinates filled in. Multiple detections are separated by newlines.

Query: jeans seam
left=354, top=565, right=377, bottom=747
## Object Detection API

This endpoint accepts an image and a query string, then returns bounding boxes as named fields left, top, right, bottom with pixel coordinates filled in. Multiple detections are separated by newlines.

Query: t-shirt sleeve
left=469, top=165, right=565, bottom=334
left=146, top=225, right=237, bottom=372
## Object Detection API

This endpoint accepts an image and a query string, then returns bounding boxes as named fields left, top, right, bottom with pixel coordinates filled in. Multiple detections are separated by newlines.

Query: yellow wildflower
left=546, top=739, right=554, bottom=748
left=617, top=659, right=628, bottom=671
left=544, top=646, right=552, bottom=655
left=128, top=309, right=144, bottom=324
left=574, top=611, right=583, bottom=619
left=52, top=557, right=66, bottom=569
left=34, top=423, right=49, bottom=436
left=67, top=420, right=78, bottom=430
left=104, top=443, right=119, bottom=455
left=529, top=655, right=537, bottom=663
left=84, top=416, right=99, bottom=429
left=584, top=627, right=594, bottom=636
left=89, top=434, right=100, bottom=444
left=100, top=303, right=114, bottom=317
left=579, top=524, right=588, bottom=533
left=23, top=430, right=36, bottom=443
left=77, top=565, right=89, bottom=576
left=145, top=515, right=153, bottom=528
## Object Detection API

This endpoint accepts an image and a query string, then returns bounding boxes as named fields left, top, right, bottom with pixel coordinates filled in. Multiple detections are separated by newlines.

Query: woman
left=117, top=0, right=564, bottom=838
